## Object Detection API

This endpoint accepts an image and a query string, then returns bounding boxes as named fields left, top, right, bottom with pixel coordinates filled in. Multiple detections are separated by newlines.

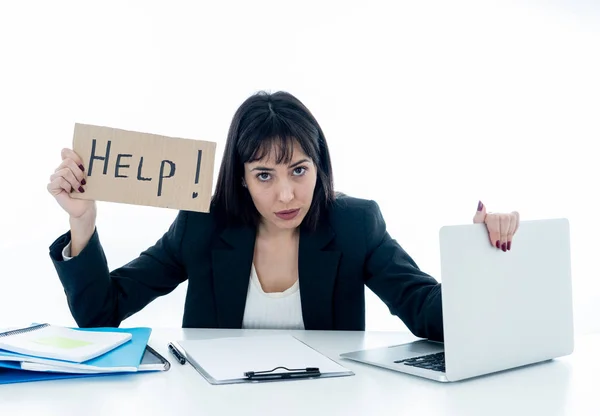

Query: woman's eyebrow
left=289, top=159, right=310, bottom=168
left=250, top=165, right=274, bottom=172
left=250, top=159, right=310, bottom=172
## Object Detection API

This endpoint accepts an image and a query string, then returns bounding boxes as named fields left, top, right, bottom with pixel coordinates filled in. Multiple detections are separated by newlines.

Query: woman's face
left=243, top=141, right=318, bottom=232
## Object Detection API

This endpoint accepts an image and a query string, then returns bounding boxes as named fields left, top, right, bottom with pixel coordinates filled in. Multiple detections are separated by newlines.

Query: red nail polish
left=78, top=186, right=85, bottom=193
left=477, top=201, right=483, bottom=211
left=507, top=241, right=511, bottom=251
left=79, top=164, right=85, bottom=171
left=496, top=240, right=500, bottom=248
left=502, top=243, right=507, bottom=252
left=81, top=179, right=86, bottom=185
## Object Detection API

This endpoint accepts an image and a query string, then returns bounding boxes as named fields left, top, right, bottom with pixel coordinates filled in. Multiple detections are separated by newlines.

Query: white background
left=0, top=0, right=598, bottom=334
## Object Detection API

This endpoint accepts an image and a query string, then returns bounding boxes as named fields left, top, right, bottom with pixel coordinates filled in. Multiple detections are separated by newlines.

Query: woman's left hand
left=473, top=201, right=520, bottom=252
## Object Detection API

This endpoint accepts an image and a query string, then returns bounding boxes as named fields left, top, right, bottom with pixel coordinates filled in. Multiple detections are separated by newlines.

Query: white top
left=62, top=243, right=305, bottom=330
left=241, top=264, right=305, bottom=330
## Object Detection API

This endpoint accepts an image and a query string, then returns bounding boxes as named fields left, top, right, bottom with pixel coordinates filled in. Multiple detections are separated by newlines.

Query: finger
left=47, top=176, right=73, bottom=196
left=499, top=214, right=510, bottom=252
left=65, top=158, right=86, bottom=184
left=506, top=213, right=519, bottom=250
left=54, top=158, right=86, bottom=183
left=50, top=168, right=84, bottom=193
left=485, top=214, right=501, bottom=248
left=473, top=200, right=487, bottom=224
left=60, top=148, right=85, bottom=171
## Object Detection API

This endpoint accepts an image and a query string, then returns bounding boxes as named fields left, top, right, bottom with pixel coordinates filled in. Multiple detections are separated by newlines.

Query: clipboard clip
left=244, top=366, right=321, bottom=381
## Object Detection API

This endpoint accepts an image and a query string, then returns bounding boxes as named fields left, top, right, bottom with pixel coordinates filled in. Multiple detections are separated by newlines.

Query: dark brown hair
left=212, top=91, right=335, bottom=231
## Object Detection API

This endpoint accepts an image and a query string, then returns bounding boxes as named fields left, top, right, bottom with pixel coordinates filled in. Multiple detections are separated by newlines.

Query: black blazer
left=49, top=196, right=444, bottom=341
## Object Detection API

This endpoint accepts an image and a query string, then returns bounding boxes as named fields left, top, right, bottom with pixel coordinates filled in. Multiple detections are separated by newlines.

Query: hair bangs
left=239, top=111, right=320, bottom=166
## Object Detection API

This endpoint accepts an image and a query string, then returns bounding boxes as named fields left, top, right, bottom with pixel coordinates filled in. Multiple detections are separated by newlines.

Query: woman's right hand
left=47, top=148, right=96, bottom=221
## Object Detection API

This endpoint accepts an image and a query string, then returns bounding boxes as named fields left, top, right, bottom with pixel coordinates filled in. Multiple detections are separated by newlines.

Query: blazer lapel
left=211, top=218, right=341, bottom=330
left=298, top=221, right=341, bottom=330
left=212, top=225, right=256, bottom=328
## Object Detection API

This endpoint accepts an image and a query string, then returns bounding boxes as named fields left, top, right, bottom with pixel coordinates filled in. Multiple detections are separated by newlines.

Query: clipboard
left=174, top=334, right=354, bottom=385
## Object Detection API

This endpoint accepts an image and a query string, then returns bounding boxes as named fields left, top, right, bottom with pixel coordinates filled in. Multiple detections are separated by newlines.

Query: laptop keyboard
left=394, top=352, right=446, bottom=372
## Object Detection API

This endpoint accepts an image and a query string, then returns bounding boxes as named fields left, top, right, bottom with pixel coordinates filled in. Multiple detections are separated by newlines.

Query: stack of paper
left=0, top=324, right=153, bottom=384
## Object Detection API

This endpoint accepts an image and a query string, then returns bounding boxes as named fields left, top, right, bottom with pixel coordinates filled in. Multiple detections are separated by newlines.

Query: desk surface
left=0, top=329, right=598, bottom=416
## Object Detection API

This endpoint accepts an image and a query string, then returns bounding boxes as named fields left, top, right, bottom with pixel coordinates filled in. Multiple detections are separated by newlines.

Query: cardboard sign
left=71, top=123, right=216, bottom=212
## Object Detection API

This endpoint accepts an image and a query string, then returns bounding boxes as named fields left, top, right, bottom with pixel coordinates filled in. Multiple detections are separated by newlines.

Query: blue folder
left=0, top=326, right=152, bottom=385
left=0, top=364, right=115, bottom=384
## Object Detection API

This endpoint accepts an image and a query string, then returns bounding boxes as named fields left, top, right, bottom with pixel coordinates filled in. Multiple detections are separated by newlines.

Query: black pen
left=168, top=342, right=186, bottom=365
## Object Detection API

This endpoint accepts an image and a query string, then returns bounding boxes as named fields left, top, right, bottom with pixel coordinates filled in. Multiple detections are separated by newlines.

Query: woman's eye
left=293, top=167, right=307, bottom=176
left=257, top=172, right=271, bottom=181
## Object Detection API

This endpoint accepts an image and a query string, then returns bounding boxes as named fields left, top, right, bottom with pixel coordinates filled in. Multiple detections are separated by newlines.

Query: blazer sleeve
left=363, top=201, right=444, bottom=341
left=49, top=211, right=189, bottom=328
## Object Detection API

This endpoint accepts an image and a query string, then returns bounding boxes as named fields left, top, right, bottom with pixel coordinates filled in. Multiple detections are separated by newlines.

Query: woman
left=47, top=91, right=519, bottom=342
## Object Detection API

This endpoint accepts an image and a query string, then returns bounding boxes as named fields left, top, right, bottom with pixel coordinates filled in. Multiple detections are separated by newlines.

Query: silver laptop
left=340, top=218, right=574, bottom=382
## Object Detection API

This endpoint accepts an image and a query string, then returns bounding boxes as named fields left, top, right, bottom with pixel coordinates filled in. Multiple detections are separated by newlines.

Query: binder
left=0, top=345, right=170, bottom=385
left=0, top=327, right=152, bottom=373
left=0, top=325, right=169, bottom=384
left=175, top=334, right=354, bottom=385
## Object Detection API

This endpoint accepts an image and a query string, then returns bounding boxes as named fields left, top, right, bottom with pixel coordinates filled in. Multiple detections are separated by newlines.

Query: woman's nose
left=277, top=180, right=294, bottom=203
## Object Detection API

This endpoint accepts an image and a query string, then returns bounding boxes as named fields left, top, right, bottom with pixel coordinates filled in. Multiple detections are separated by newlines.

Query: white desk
left=0, top=329, right=598, bottom=416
